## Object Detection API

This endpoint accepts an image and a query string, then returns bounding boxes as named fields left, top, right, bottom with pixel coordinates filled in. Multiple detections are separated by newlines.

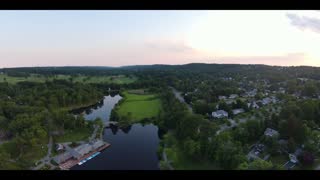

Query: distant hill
left=2, top=63, right=320, bottom=80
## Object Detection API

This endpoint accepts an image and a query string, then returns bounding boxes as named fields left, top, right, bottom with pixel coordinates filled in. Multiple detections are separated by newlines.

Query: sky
left=0, top=10, right=320, bottom=68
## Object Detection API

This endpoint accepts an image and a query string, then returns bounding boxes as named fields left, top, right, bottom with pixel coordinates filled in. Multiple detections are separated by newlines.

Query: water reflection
left=70, top=94, right=160, bottom=170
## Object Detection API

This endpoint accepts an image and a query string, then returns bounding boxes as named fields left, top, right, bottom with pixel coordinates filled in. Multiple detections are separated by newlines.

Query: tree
left=302, top=82, right=317, bottom=97
left=0, top=150, right=15, bottom=170
left=214, top=133, right=246, bottom=169
left=183, top=137, right=201, bottom=159
left=288, top=137, right=297, bottom=153
left=300, top=151, right=315, bottom=166
left=264, top=137, right=280, bottom=155
left=239, top=159, right=276, bottom=170
left=193, top=101, right=210, bottom=115
left=248, top=159, right=273, bottom=170
left=176, top=114, right=202, bottom=140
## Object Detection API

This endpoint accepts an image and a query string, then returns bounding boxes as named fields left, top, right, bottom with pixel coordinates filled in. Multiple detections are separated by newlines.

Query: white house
left=264, top=128, right=279, bottom=138
left=218, top=96, right=227, bottom=100
left=212, top=110, right=229, bottom=119
left=229, top=94, right=238, bottom=99
left=56, top=144, right=64, bottom=151
left=246, top=89, right=257, bottom=97
left=262, top=97, right=272, bottom=105
left=225, top=99, right=235, bottom=105
left=232, top=108, right=245, bottom=115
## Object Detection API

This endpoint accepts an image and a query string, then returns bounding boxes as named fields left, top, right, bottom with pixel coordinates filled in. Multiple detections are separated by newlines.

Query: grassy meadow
left=116, top=91, right=162, bottom=122
left=0, top=74, right=137, bottom=84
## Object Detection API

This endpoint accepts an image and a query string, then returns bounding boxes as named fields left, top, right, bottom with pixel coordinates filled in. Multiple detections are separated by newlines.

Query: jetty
left=53, top=139, right=110, bottom=170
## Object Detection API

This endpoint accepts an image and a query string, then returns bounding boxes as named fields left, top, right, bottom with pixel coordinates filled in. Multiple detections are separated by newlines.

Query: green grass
left=22, top=145, right=48, bottom=164
left=55, top=128, right=92, bottom=143
left=0, top=74, right=45, bottom=84
left=116, top=91, right=162, bottom=122
left=0, top=140, right=48, bottom=169
left=269, top=154, right=288, bottom=166
left=0, top=74, right=137, bottom=84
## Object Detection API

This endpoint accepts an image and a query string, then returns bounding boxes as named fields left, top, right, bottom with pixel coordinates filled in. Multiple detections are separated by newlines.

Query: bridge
left=104, top=121, right=118, bottom=128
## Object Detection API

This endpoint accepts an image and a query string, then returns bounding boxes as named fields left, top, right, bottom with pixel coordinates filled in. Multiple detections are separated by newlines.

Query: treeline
left=0, top=80, right=104, bottom=169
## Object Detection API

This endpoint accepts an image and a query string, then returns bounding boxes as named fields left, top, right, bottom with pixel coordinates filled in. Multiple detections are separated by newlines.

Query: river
left=70, top=94, right=160, bottom=170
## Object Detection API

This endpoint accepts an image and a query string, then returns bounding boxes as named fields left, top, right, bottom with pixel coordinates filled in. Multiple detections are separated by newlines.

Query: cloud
left=145, top=40, right=195, bottom=53
left=287, top=13, right=320, bottom=33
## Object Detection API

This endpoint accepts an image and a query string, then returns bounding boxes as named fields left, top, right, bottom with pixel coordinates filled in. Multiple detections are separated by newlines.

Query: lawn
left=0, top=140, right=48, bottom=169
left=269, top=154, right=288, bottom=166
left=55, top=128, right=92, bottom=143
left=116, top=91, right=162, bottom=122
left=0, top=74, right=137, bottom=84
left=0, top=74, right=45, bottom=84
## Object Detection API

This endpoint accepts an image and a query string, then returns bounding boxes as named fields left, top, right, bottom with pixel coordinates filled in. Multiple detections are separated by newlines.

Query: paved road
left=170, top=87, right=193, bottom=113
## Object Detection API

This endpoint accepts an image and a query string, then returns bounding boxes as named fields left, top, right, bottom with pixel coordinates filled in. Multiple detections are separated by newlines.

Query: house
left=225, top=99, right=235, bottom=105
left=246, top=89, right=257, bottom=97
left=90, top=140, right=105, bottom=149
left=212, top=110, right=228, bottom=119
left=247, top=144, right=265, bottom=161
left=53, top=152, right=73, bottom=164
left=279, top=87, right=286, bottom=94
left=284, top=160, right=296, bottom=170
left=56, top=144, right=64, bottom=151
left=262, top=97, right=272, bottom=105
left=264, top=128, right=279, bottom=138
left=74, top=144, right=93, bottom=157
left=232, top=108, right=245, bottom=115
left=248, top=101, right=260, bottom=109
left=289, top=154, right=299, bottom=164
left=218, top=96, right=227, bottom=100
left=229, top=94, right=238, bottom=99
left=270, top=96, right=278, bottom=103
left=284, top=148, right=303, bottom=170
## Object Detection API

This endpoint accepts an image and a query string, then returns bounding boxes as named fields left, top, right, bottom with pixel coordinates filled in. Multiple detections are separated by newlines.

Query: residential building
left=264, top=128, right=279, bottom=138
left=232, top=108, right=245, bottom=115
left=229, top=94, right=238, bottom=99
left=212, top=110, right=229, bottom=119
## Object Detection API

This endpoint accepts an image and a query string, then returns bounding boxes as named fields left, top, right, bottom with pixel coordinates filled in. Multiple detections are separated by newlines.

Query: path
left=32, top=136, right=54, bottom=170
left=89, top=125, right=99, bottom=141
left=170, top=87, right=193, bottom=113
left=162, top=145, right=174, bottom=170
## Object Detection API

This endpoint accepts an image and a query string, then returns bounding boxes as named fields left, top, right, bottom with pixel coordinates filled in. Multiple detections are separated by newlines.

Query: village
left=176, top=76, right=320, bottom=170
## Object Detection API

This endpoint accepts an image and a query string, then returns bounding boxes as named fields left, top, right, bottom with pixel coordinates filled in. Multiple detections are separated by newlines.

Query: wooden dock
left=59, top=143, right=111, bottom=170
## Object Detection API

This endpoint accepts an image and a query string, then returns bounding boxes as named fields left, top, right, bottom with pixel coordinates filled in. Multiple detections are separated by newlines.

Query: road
left=170, top=87, right=193, bottom=113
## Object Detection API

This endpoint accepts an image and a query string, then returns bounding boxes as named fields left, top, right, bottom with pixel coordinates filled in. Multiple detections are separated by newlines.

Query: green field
left=0, top=140, right=48, bottom=169
left=0, top=74, right=137, bottom=84
left=116, top=91, right=162, bottom=122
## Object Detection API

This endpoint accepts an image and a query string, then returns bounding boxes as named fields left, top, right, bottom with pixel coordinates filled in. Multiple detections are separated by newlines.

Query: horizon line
left=0, top=62, right=319, bottom=69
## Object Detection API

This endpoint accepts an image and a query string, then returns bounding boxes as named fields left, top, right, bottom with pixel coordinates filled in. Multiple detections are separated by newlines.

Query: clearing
left=116, top=91, right=162, bottom=122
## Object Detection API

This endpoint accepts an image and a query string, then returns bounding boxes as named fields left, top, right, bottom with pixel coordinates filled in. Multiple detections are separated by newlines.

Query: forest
left=1, top=63, right=320, bottom=170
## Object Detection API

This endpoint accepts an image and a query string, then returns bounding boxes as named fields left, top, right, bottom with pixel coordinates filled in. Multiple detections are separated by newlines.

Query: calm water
left=71, top=95, right=160, bottom=170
